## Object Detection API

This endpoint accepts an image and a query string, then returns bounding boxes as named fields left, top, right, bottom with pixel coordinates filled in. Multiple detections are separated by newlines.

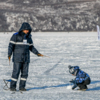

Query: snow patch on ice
left=66, top=85, right=72, bottom=90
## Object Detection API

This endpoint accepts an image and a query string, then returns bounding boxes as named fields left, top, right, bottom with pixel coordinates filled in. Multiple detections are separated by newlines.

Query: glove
left=8, top=56, right=11, bottom=61
left=37, top=53, right=44, bottom=57
left=72, top=84, right=77, bottom=90
left=69, top=79, right=76, bottom=84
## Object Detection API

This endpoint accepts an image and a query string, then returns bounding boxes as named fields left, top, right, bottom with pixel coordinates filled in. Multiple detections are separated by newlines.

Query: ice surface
left=0, top=32, right=100, bottom=100
left=66, top=85, right=72, bottom=90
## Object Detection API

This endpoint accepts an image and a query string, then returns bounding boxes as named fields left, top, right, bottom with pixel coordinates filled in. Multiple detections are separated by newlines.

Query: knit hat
left=68, top=65, right=79, bottom=76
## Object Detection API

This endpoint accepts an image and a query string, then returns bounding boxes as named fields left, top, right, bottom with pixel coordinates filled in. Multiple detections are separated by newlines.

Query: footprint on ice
left=66, top=85, right=72, bottom=89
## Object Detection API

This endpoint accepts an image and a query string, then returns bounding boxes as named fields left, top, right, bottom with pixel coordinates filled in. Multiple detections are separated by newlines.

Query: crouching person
left=68, top=65, right=91, bottom=91
left=8, top=22, right=44, bottom=91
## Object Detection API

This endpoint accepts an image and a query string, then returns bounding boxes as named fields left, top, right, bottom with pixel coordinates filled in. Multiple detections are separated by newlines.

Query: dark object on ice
left=68, top=65, right=91, bottom=90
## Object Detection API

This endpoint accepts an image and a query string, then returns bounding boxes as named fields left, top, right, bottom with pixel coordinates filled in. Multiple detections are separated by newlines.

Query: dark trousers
left=77, top=78, right=91, bottom=89
left=10, top=62, right=29, bottom=89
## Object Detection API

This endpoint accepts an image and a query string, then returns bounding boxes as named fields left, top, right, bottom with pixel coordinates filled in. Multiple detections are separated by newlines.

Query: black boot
left=10, top=87, right=16, bottom=91
left=19, top=88, right=26, bottom=91
left=19, top=80, right=26, bottom=91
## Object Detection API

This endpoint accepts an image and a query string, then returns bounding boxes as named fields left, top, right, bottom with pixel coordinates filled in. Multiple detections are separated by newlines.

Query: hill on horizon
left=0, top=0, right=100, bottom=32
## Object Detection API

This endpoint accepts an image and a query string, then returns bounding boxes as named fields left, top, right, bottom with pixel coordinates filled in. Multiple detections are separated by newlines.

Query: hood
left=19, top=22, right=32, bottom=35
left=68, top=65, right=79, bottom=76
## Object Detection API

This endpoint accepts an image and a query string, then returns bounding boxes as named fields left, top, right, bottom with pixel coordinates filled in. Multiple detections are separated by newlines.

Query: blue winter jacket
left=8, top=22, right=39, bottom=63
left=75, top=70, right=90, bottom=84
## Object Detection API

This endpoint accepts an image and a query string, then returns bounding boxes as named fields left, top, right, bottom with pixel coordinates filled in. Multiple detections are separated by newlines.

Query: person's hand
left=69, top=79, right=75, bottom=84
left=37, top=53, right=44, bottom=57
left=8, top=56, right=11, bottom=61
left=72, top=84, right=77, bottom=90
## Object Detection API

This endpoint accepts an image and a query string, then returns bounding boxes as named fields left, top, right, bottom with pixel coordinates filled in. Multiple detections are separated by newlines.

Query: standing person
left=68, top=65, right=91, bottom=91
left=8, top=22, right=44, bottom=91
